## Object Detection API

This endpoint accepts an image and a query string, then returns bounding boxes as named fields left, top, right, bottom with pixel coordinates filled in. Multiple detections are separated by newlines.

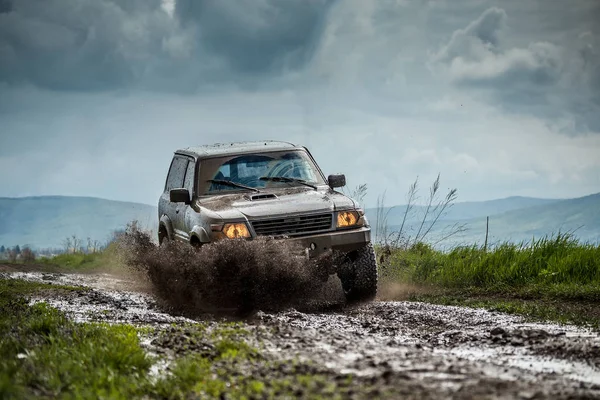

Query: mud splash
left=116, top=227, right=346, bottom=316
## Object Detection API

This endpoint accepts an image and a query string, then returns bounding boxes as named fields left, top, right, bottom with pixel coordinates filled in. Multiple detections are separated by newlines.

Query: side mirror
left=170, top=188, right=191, bottom=204
left=327, top=174, right=346, bottom=189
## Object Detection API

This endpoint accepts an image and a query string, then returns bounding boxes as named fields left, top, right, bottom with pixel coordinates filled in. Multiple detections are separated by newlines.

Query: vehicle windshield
left=198, top=150, right=326, bottom=194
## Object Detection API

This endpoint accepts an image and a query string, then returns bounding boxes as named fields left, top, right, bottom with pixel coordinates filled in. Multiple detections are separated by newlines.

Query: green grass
left=0, top=278, right=154, bottom=399
left=2, top=252, right=105, bottom=270
left=154, top=355, right=354, bottom=399
left=381, top=233, right=600, bottom=294
left=0, top=278, right=84, bottom=296
left=38, top=251, right=105, bottom=269
left=379, top=232, right=600, bottom=328
left=1, top=242, right=126, bottom=273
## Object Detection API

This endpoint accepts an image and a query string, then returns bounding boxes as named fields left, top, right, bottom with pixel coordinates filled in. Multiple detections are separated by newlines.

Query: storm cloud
left=430, top=5, right=600, bottom=133
left=0, top=0, right=599, bottom=207
left=176, top=0, right=333, bottom=74
left=432, top=8, right=561, bottom=86
left=0, top=0, right=334, bottom=91
left=0, top=0, right=175, bottom=90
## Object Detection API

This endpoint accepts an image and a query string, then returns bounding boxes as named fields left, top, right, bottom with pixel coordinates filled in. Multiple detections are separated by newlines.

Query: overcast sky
left=1, top=0, right=599, bottom=207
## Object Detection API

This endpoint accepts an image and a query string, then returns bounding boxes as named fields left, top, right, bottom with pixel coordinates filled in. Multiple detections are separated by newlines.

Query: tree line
left=0, top=244, right=35, bottom=262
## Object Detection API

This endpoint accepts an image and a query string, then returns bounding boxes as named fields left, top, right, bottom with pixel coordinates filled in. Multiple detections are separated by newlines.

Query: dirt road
left=4, top=270, right=600, bottom=399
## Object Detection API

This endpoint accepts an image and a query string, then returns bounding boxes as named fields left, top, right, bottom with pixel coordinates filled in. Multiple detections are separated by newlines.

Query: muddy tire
left=158, top=226, right=169, bottom=246
left=338, top=243, right=378, bottom=304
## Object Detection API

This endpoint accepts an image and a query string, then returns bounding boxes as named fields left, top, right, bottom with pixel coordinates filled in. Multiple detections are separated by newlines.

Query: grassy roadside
left=0, top=278, right=154, bottom=399
left=378, top=233, right=600, bottom=329
left=0, top=277, right=398, bottom=399
left=0, top=243, right=125, bottom=273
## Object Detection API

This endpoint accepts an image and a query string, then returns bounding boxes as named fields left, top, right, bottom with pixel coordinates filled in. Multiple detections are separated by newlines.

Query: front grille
left=251, top=213, right=333, bottom=237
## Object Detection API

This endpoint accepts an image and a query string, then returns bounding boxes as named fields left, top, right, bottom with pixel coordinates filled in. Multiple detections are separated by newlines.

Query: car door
left=175, top=158, right=197, bottom=242
left=160, top=155, right=188, bottom=242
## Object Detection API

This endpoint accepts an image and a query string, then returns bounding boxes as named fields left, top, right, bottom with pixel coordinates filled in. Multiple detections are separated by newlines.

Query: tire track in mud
left=4, top=271, right=600, bottom=399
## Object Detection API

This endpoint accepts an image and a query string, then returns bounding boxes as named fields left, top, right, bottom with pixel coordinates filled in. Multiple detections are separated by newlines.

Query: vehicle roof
left=176, top=140, right=302, bottom=159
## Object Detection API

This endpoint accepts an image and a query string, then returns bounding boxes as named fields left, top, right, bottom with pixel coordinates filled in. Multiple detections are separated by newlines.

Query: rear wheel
left=338, top=243, right=378, bottom=304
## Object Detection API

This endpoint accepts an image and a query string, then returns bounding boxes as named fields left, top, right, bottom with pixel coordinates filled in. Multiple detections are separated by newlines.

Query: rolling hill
left=379, top=193, right=600, bottom=248
left=364, top=196, right=561, bottom=225
left=0, top=196, right=158, bottom=250
left=0, top=192, right=598, bottom=251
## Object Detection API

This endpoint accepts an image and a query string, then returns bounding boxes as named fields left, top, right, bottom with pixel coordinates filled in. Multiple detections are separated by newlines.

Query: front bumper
left=287, top=226, right=371, bottom=258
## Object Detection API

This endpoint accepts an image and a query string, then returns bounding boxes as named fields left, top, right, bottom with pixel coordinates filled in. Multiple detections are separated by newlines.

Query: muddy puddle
left=3, top=270, right=600, bottom=399
left=3, top=271, right=195, bottom=325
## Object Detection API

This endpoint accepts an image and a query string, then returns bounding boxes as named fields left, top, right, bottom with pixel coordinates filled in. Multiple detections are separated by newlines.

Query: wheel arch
left=190, top=225, right=210, bottom=244
left=159, top=215, right=174, bottom=242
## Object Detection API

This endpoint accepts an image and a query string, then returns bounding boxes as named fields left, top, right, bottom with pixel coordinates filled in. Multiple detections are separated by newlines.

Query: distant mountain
left=457, top=192, right=600, bottom=246
left=365, top=196, right=560, bottom=225
left=0, top=196, right=158, bottom=250
left=375, top=193, right=600, bottom=248
left=1, top=193, right=598, bottom=251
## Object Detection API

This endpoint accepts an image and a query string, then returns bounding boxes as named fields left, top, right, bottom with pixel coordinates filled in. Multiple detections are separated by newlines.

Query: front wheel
left=337, top=243, right=378, bottom=304
left=158, top=226, right=170, bottom=248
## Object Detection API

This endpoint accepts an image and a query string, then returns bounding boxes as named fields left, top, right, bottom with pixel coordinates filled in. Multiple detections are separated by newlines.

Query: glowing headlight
left=222, top=223, right=251, bottom=239
left=336, top=211, right=359, bottom=228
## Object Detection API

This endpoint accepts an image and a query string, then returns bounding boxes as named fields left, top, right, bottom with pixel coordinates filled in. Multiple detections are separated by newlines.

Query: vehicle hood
left=199, top=187, right=356, bottom=220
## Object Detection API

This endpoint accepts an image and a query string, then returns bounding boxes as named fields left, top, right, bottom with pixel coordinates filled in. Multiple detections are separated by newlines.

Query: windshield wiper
left=207, top=179, right=260, bottom=193
left=259, top=176, right=317, bottom=190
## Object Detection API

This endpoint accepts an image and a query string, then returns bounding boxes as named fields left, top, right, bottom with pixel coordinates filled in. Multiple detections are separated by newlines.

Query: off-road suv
left=157, top=141, right=377, bottom=303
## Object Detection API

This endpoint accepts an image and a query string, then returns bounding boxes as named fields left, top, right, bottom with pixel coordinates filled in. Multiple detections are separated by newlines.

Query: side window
left=183, top=160, right=196, bottom=195
left=165, top=157, right=188, bottom=191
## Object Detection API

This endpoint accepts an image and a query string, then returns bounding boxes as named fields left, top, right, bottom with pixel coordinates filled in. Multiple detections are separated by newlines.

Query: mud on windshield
left=198, top=150, right=327, bottom=194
